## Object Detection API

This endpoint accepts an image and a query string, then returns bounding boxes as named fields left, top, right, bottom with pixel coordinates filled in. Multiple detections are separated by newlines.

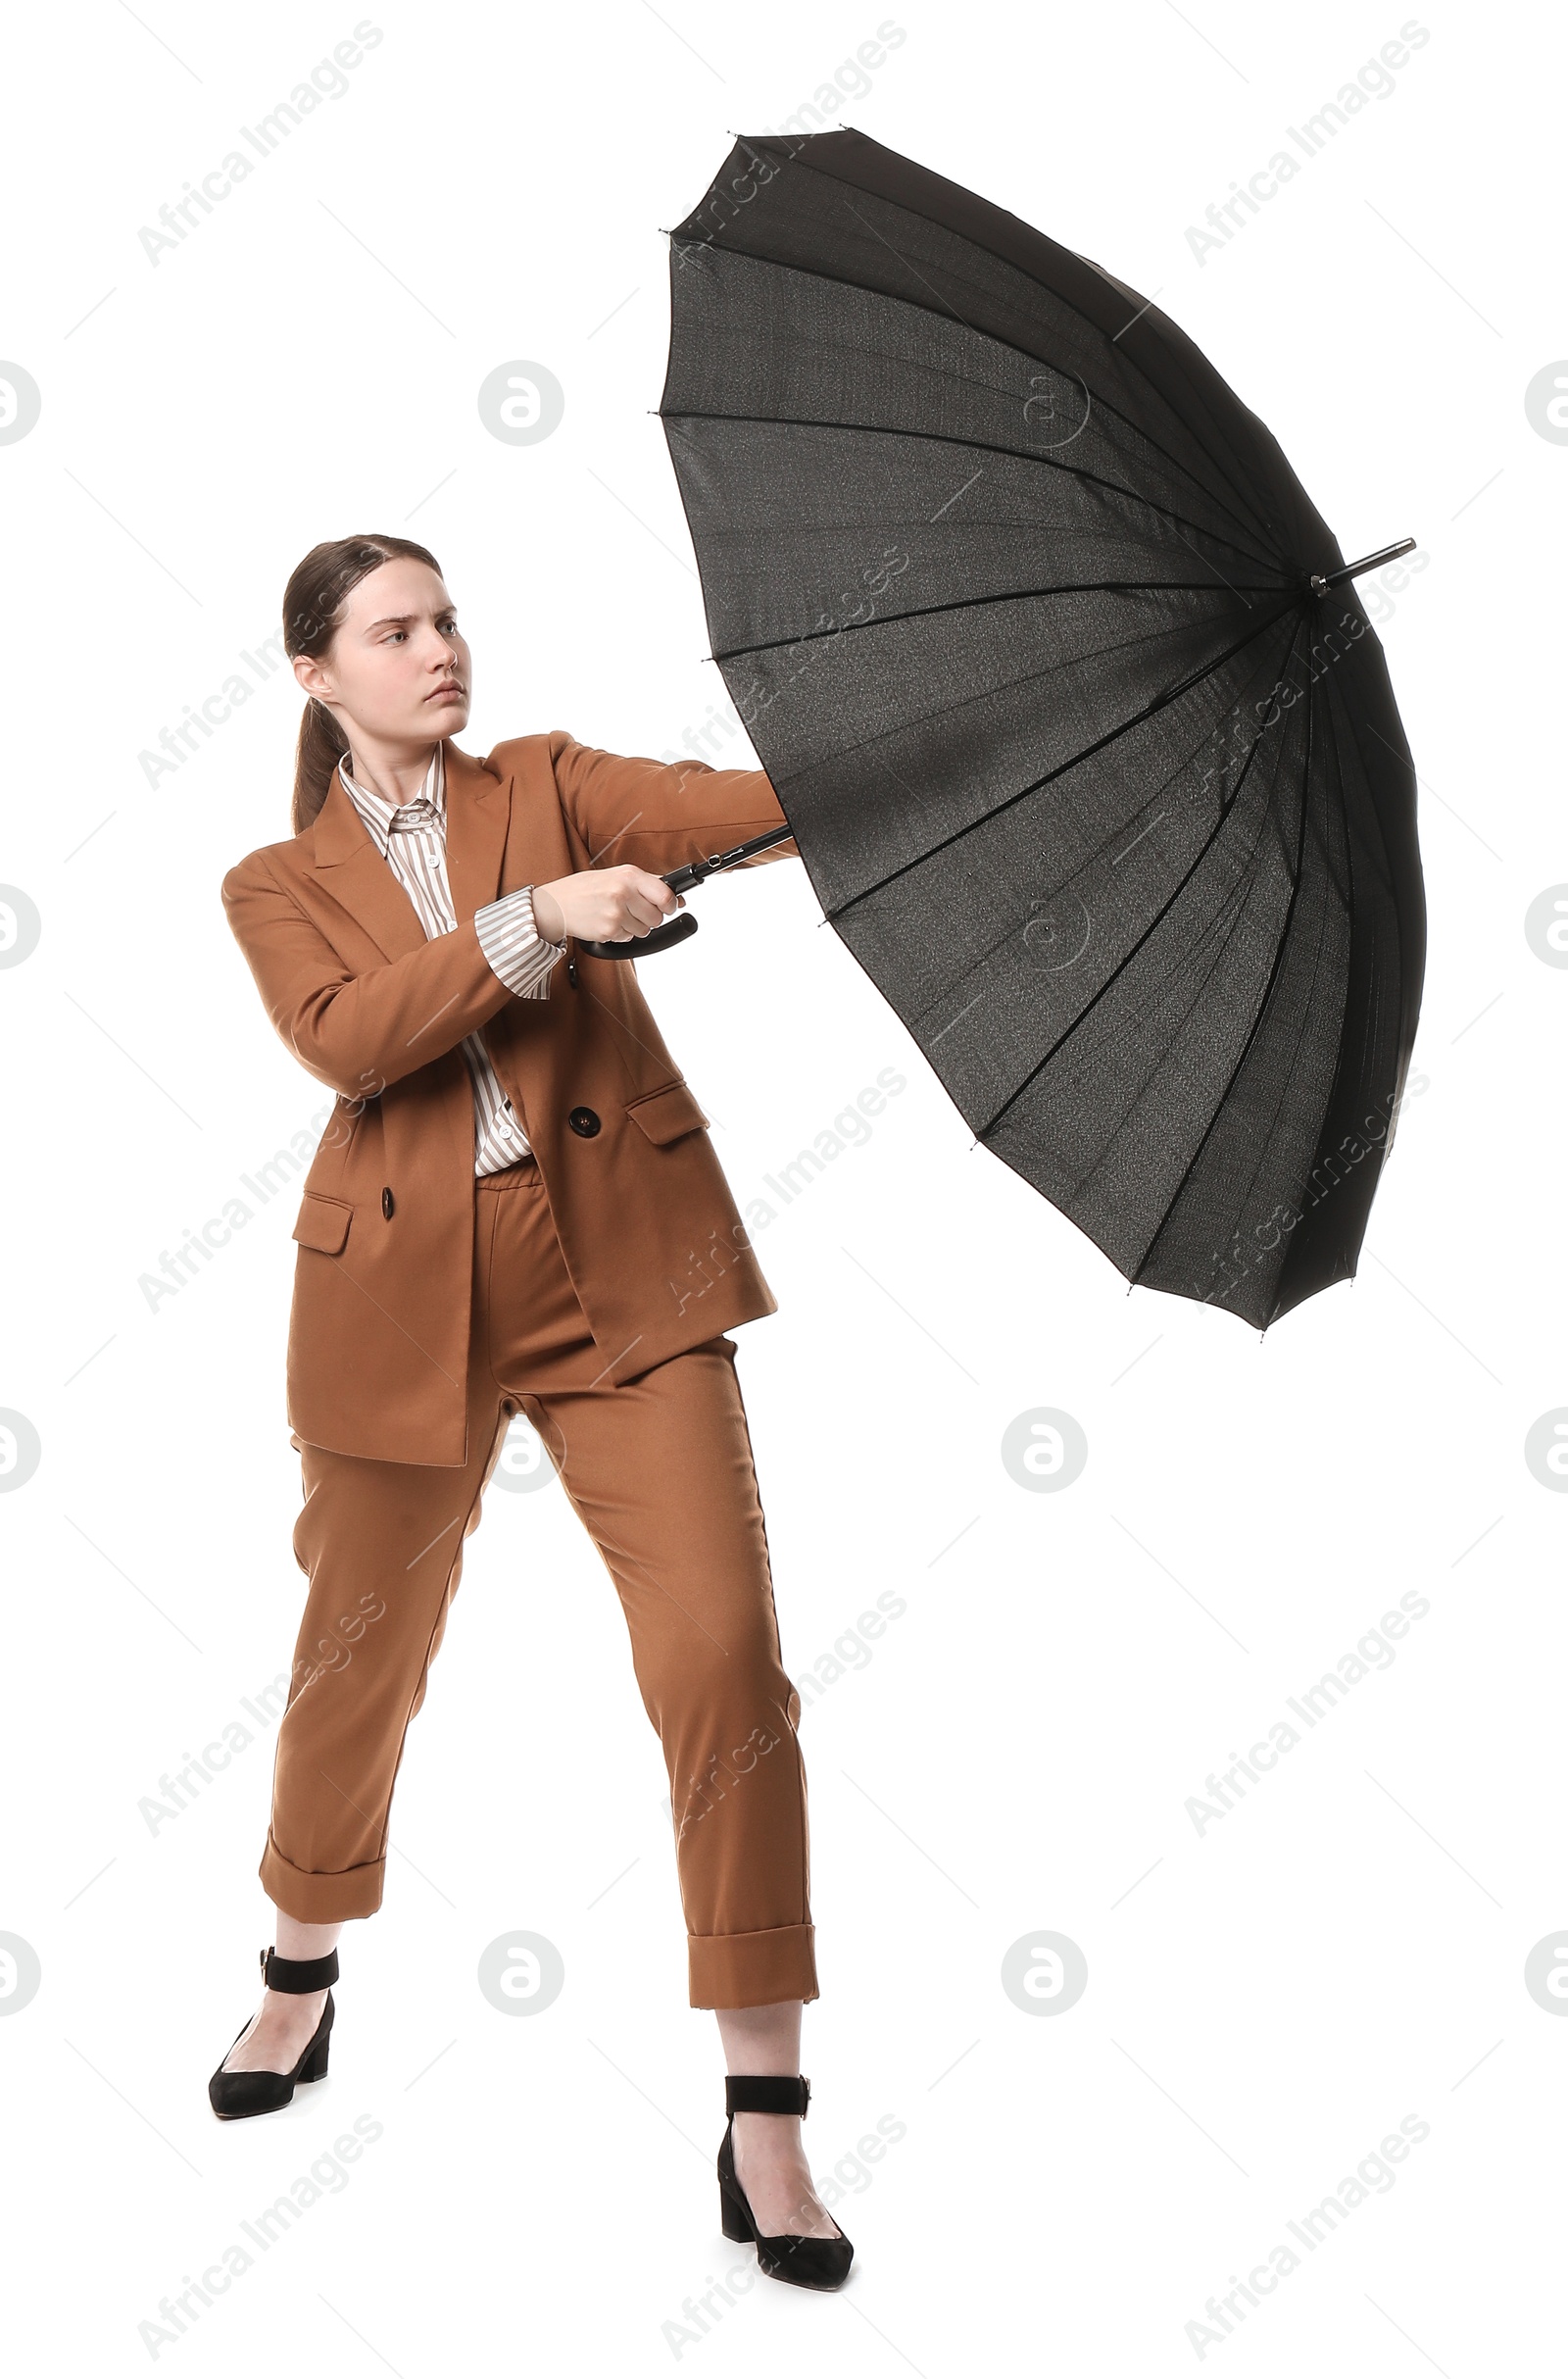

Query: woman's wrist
left=530, top=881, right=565, bottom=943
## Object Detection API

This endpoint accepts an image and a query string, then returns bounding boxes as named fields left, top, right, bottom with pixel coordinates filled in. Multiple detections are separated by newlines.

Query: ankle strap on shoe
left=725, top=2073, right=809, bottom=2118
left=261, top=1945, right=339, bottom=1994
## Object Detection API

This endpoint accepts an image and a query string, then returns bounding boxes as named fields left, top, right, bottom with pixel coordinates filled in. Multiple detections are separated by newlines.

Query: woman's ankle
left=273, top=1914, right=344, bottom=1962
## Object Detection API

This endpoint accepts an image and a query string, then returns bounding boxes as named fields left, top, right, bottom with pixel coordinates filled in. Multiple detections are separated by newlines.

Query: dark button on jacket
left=381, top=1186, right=396, bottom=1218
left=568, top=1106, right=601, bottom=1138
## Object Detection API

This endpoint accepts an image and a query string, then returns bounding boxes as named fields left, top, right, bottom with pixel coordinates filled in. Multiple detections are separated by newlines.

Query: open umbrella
left=641, top=126, right=1424, bottom=1329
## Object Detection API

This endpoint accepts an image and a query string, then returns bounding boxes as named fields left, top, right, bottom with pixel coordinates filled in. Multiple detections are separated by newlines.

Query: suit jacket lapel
left=305, top=739, right=511, bottom=962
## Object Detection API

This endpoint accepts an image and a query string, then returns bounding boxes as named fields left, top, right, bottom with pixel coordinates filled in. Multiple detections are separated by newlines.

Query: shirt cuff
left=474, top=886, right=566, bottom=1001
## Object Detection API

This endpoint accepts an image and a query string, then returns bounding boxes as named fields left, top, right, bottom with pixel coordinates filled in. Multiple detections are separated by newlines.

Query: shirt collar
left=337, top=742, right=446, bottom=858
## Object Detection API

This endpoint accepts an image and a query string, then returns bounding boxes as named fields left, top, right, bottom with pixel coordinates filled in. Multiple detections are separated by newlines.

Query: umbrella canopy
left=657, top=127, right=1425, bottom=1328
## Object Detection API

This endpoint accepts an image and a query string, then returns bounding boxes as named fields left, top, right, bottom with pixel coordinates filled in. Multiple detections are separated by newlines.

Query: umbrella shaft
left=1311, top=537, right=1416, bottom=593
left=662, top=822, right=794, bottom=892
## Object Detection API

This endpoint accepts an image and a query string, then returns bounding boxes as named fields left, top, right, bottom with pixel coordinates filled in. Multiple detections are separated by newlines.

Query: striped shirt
left=336, top=742, right=566, bottom=1173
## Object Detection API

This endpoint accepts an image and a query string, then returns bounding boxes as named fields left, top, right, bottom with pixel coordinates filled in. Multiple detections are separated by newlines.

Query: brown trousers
left=261, top=1154, right=817, bottom=2009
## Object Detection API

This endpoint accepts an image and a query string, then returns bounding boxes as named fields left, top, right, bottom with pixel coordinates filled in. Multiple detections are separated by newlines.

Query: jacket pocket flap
left=292, top=1194, right=353, bottom=1255
left=624, top=1079, right=710, bottom=1146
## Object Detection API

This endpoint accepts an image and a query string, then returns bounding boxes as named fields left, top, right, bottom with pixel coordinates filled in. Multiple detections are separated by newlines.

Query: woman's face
left=295, top=557, right=472, bottom=745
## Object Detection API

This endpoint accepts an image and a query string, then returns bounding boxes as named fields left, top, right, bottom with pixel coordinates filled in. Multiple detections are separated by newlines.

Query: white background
left=0, top=2, right=1560, bottom=2370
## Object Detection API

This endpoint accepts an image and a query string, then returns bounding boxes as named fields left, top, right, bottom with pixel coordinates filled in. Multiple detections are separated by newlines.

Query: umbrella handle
left=575, top=913, right=701, bottom=963
left=572, top=823, right=794, bottom=961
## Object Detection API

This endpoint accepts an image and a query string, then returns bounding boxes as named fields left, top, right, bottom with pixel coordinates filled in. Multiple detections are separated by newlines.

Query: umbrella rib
left=1127, top=639, right=1323, bottom=1293
left=709, top=577, right=1289, bottom=666
left=777, top=601, right=1274, bottom=818
left=1258, top=664, right=1407, bottom=1313
left=910, top=622, right=1301, bottom=1001
left=825, top=594, right=1300, bottom=921
left=721, top=143, right=1295, bottom=564
left=1152, top=799, right=1341, bottom=1306
left=670, top=210, right=1282, bottom=565
left=971, top=647, right=1297, bottom=1145
left=663, top=408, right=1283, bottom=578
left=1108, top=770, right=1322, bottom=1274
left=1321, top=653, right=1403, bottom=910
left=765, top=604, right=1254, bottom=803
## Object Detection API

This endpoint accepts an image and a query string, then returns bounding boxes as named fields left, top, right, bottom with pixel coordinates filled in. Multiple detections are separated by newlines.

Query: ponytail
left=291, top=698, right=349, bottom=834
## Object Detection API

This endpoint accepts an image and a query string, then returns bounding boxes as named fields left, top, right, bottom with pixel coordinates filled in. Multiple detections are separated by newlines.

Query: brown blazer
left=220, top=732, right=798, bottom=1466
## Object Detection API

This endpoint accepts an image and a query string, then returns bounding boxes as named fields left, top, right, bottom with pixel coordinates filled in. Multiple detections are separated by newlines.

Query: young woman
left=209, top=533, right=851, bottom=2291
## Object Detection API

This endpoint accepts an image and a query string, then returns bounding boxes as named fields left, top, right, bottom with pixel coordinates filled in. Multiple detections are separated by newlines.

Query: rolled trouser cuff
left=260, top=1832, right=385, bottom=1922
left=688, top=1922, right=818, bottom=2009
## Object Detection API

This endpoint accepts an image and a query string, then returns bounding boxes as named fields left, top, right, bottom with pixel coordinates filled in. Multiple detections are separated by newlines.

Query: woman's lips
left=426, top=685, right=465, bottom=701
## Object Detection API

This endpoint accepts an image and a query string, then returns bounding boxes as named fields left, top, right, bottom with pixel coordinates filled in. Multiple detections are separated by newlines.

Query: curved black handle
left=575, top=912, right=701, bottom=963
left=569, top=823, right=794, bottom=962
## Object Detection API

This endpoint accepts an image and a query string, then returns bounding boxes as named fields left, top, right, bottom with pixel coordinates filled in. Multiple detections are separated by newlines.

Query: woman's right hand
left=530, top=867, right=684, bottom=947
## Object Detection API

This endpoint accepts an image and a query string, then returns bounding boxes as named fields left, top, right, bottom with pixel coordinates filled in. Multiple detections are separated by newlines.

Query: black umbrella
left=638, top=126, right=1425, bottom=1329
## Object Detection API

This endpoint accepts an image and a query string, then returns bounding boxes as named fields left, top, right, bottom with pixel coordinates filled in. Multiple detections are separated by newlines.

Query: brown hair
left=282, top=534, right=444, bottom=833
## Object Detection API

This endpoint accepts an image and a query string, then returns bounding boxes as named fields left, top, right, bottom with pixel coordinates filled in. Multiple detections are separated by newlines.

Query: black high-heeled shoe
left=716, top=2074, right=854, bottom=2290
left=208, top=1946, right=337, bottom=2120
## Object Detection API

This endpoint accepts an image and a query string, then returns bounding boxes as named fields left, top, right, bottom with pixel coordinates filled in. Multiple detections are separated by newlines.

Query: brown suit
left=220, top=734, right=817, bottom=2007
left=220, top=732, right=796, bottom=1467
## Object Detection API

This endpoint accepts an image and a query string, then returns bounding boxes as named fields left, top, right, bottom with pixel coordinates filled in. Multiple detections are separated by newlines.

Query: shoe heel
left=719, top=2185, right=751, bottom=2243
left=301, top=2033, right=330, bottom=2082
